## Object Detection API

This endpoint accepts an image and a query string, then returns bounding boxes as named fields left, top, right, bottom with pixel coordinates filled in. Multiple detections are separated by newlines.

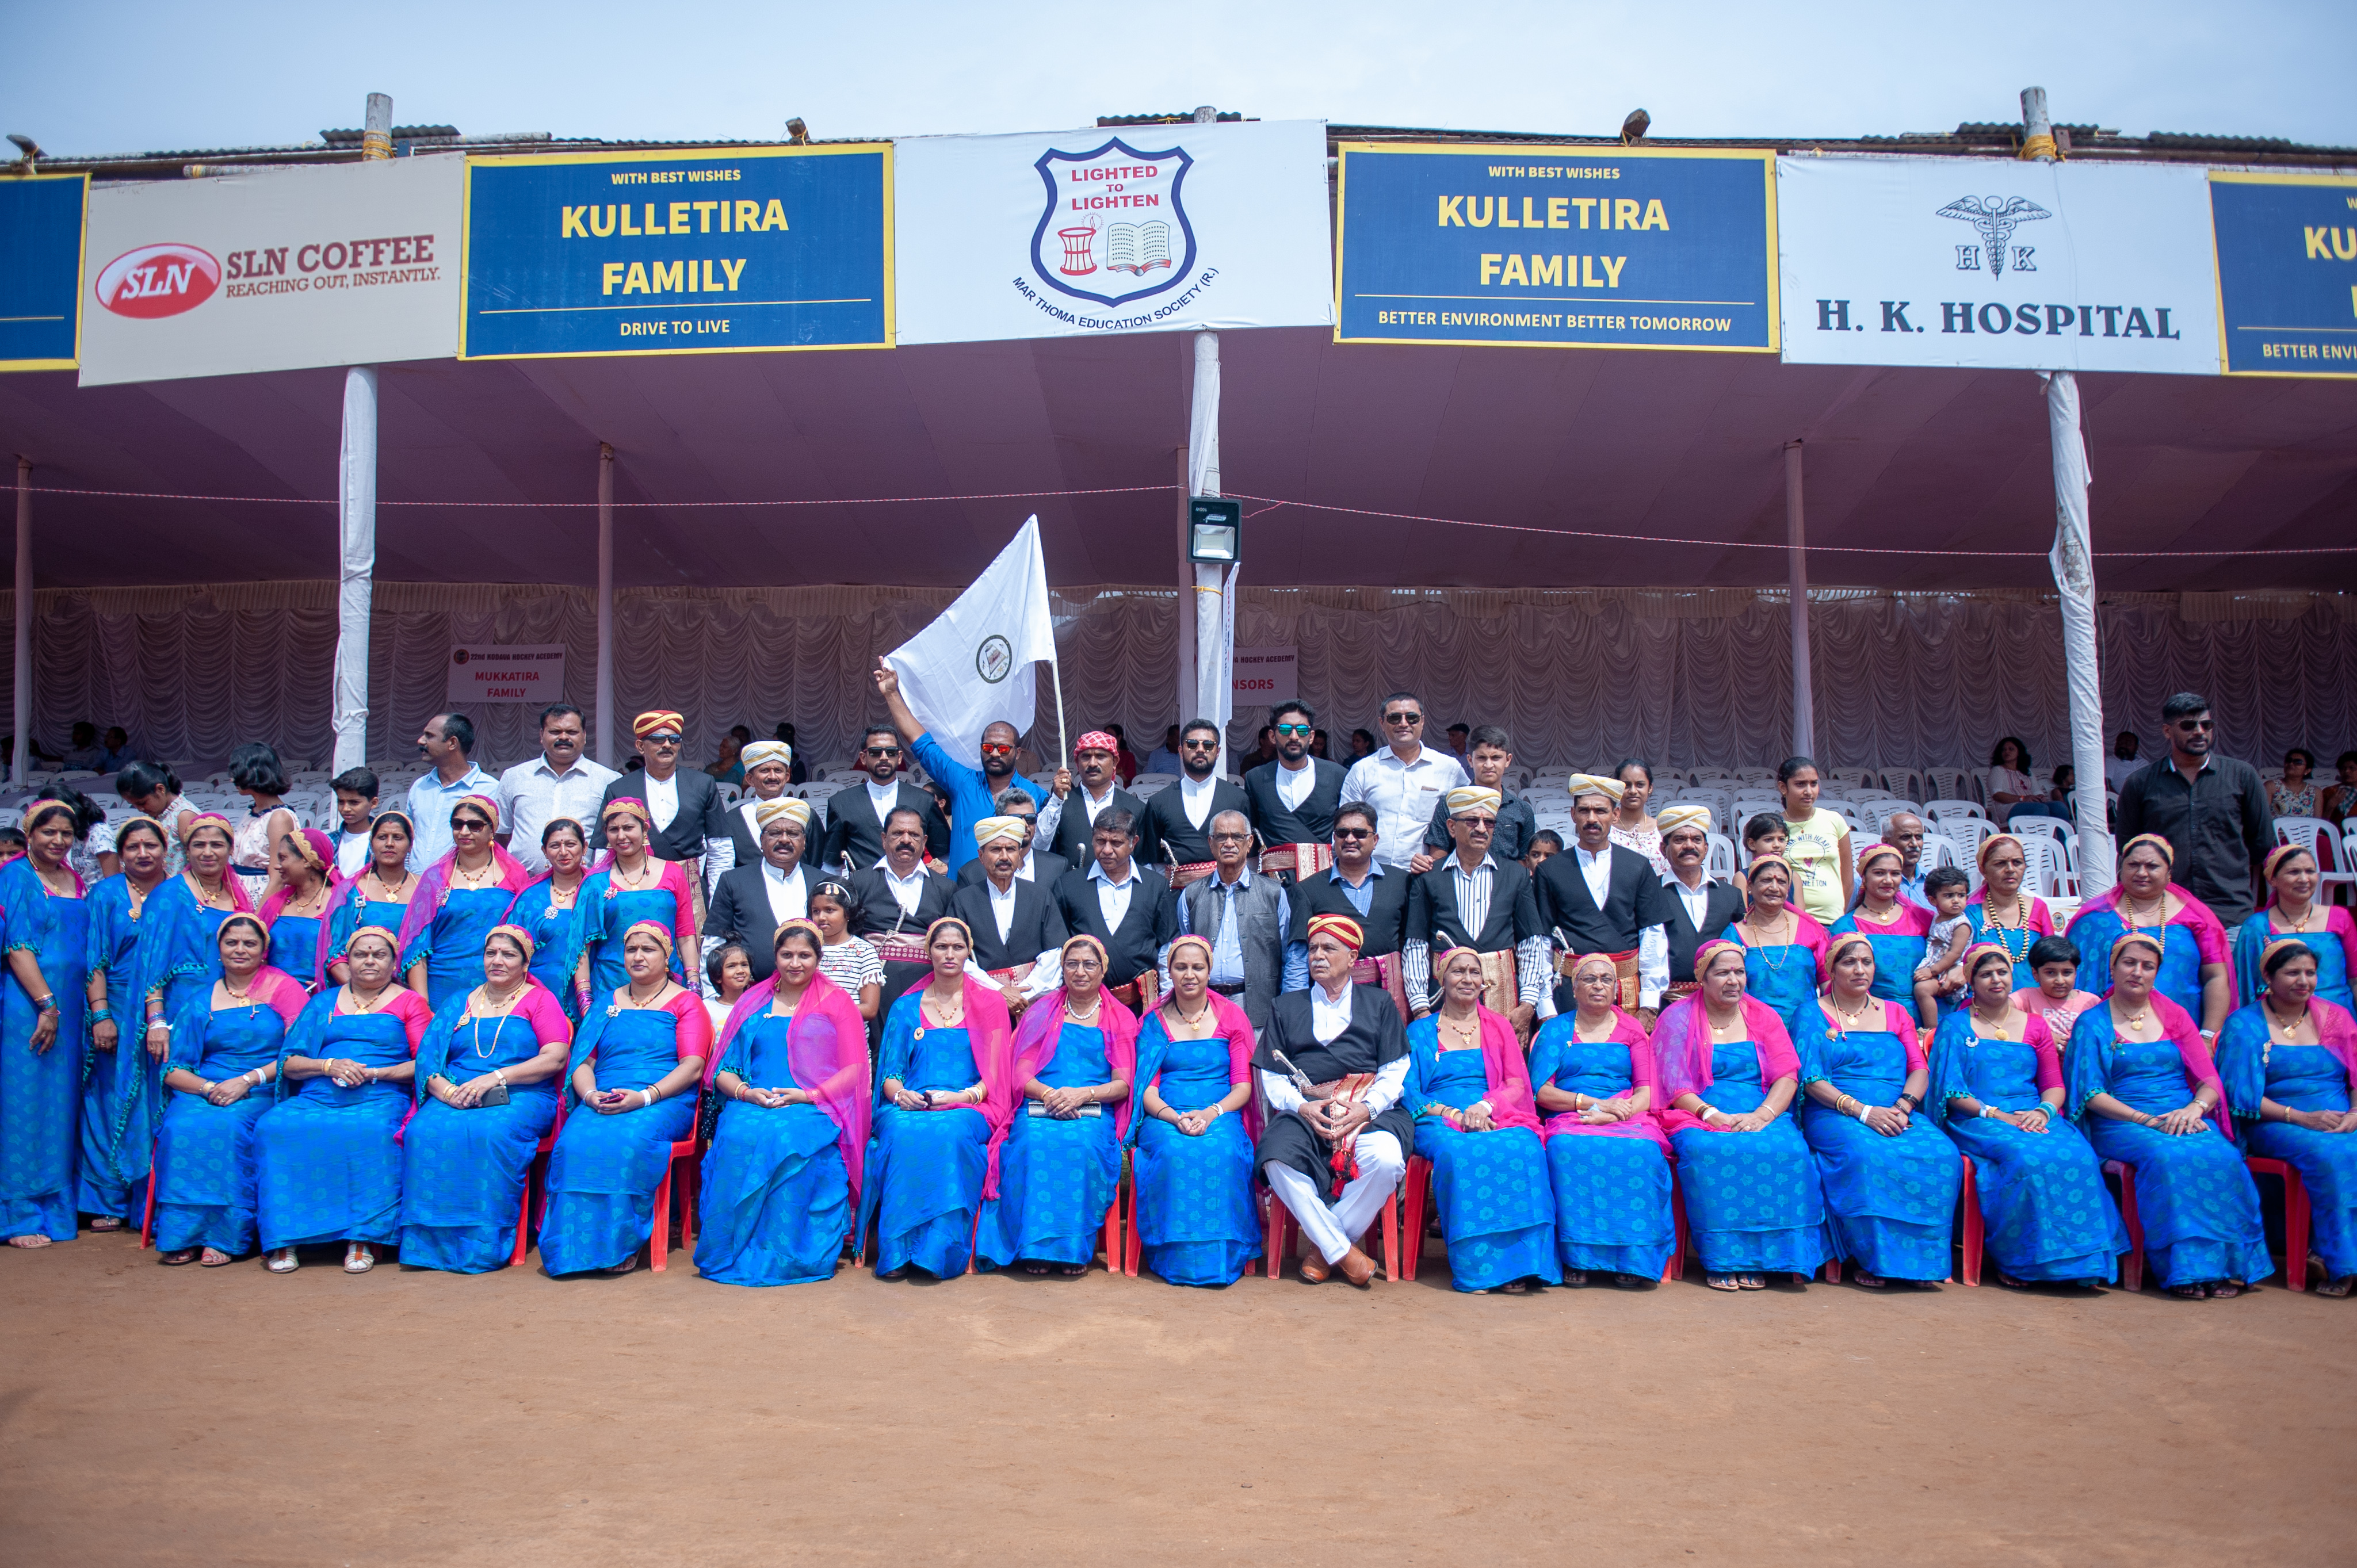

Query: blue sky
left=5, top=1, right=2351, bottom=155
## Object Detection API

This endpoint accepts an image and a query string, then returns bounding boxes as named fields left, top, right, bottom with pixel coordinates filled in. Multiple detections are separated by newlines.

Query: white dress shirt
left=1401, top=851, right=1550, bottom=1012
left=1088, top=856, right=1142, bottom=932
left=1177, top=772, right=1218, bottom=830
left=405, top=763, right=498, bottom=870
left=1339, top=746, right=1469, bottom=870
left=963, top=876, right=1060, bottom=999
left=872, top=856, right=929, bottom=921
left=499, top=754, right=621, bottom=874
left=1259, top=985, right=1410, bottom=1116
left=1529, top=844, right=1670, bottom=1018
left=864, top=777, right=906, bottom=820
left=1036, top=779, right=1118, bottom=846
left=762, top=861, right=809, bottom=925
left=644, top=770, right=682, bottom=833
left=1274, top=757, right=1317, bottom=813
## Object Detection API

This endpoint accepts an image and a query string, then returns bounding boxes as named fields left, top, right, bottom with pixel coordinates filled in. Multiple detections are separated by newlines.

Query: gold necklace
left=364, top=866, right=412, bottom=901
left=1833, top=994, right=1876, bottom=1028
left=2122, top=892, right=2168, bottom=928
left=546, top=875, right=582, bottom=909
left=2275, top=902, right=2318, bottom=934
left=221, top=973, right=258, bottom=1007
left=2114, top=997, right=2154, bottom=1032
left=1439, top=1007, right=1482, bottom=1044
left=612, top=856, right=657, bottom=890
left=2264, top=1000, right=2308, bottom=1040
left=449, top=858, right=500, bottom=890
left=617, top=982, right=670, bottom=1011
left=343, top=984, right=391, bottom=1016
left=1983, top=892, right=2027, bottom=930
left=920, top=989, right=964, bottom=1028
left=1970, top=1003, right=2013, bottom=1035
left=1707, top=1008, right=1743, bottom=1035
left=186, top=870, right=232, bottom=909
left=477, top=980, right=526, bottom=1014
left=1168, top=997, right=1212, bottom=1028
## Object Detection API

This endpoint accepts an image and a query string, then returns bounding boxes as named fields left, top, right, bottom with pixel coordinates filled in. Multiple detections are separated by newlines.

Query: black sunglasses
left=1383, top=712, right=1423, bottom=725
left=1333, top=826, right=1374, bottom=839
left=864, top=745, right=903, bottom=757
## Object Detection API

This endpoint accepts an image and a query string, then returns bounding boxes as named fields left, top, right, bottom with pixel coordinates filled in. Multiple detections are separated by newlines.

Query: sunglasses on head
left=1384, top=711, right=1422, bottom=725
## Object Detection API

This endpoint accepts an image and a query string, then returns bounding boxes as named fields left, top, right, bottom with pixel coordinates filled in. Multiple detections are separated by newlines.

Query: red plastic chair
left=2247, top=1156, right=2312, bottom=1292
left=509, top=1132, right=557, bottom=1268
left=647, top=1137, right=701, bottom=1272
left=1665, top=1166, right=1686, bottom=1283
left=1262, top=1179, right=1401, bottom=1282
left=2103, top=1160, right=2146, bottom=1293
left=137, top=1173, right=156, bottom=1249
left=1401, top=1154, right=1434, bottom=1282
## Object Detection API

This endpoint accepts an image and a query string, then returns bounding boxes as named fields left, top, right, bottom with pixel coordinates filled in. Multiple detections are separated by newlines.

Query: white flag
left=885, top=516, right=1058, bottom=769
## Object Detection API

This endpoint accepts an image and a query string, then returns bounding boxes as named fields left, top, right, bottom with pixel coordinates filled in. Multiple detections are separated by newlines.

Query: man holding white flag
left=875, top=516, right=1059, bottom=873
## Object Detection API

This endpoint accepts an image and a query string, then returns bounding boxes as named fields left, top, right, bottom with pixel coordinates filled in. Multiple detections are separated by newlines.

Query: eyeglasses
left=979, top=743, right=1015, bottom=756
left=863, top=745, right=902, bottom=758
left=1333, top=827, right=1374, bottom=840
left=1383, top=712, right=1422, bottom=726
left=1272, top=723, right=1312, bottom=737
left=1457, top=815, right=1498, bottom=829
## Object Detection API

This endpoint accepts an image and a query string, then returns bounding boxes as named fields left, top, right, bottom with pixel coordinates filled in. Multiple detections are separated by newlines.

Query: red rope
left=15, top=483, right=1172, bottom=509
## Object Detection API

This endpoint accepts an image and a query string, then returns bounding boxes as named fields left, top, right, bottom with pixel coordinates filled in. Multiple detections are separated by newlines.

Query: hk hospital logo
left=1030, top=139, right=1197, bottom=308
left=1935, top=194, right=2052, bottom=278
left=975, top=634, right=1014, bottom=684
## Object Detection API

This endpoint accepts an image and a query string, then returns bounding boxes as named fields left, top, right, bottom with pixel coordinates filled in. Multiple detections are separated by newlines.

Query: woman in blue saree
left=1, top=800, right=91, bottom=1246
left=2232, top=845, right=2357, bottom=1014
left=505, top=817, right=593, bottom=1020
left=316, top=812, right=420, bottom=991
left=79, top=814, right=171, bottom=1230
left=258, top=827, right=338, bottom=990
left=1965, top=835, right=2059, bottom=994
left=1126, top=935, right=1262, bottom=1286
left=400, top=924, right=573, bottom=1273
left=150, top=916, right=307, bottom=1265
left=397, top=794, right=536, bottom=1012
left=2065, top=833, right=2233, bottom=1037
left=1717, top=855, right=1828, bottom=1032
left=696, top=920, right=872, bottom=1286
left=2217, top=938, right=2357, bottom=1295
left=254, top=925, right=432, bottom=1274
left=1830, top=844, right=1935, bottom=1019
left=2068, top=930, right=2272, bottom=1299
left=858, top=917, right=1015, bottom=1280
left=1527, top=951, right=1676, bottom=1287
left=1792, top=931, right=1962, bottom=1288
left=1404, top=944, right=1558, bottom=1293
left=127, top=813, right=254, bottom=1195
left=1655, top=939, right=1831, bottom=1291
left=540, top=920, right=710, bottom=1275
left=576, top=798, right=694, bottom=999
left=980, top=934, right=1136, bottom=1276
left=1930, top=945, right=2125, bottom=1289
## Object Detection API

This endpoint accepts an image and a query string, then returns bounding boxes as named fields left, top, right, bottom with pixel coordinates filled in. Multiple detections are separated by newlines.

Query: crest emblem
left=1935, top=194, right=2052, bottom=279
left=1030, top=137, right=1196, bottom=308
left=975, top=634, right=1014, bottom=684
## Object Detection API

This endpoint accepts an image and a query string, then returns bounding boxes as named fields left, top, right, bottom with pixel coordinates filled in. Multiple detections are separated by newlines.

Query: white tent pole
left=1175, top=449, right=1195, bottom=732
left=1785, top=441, right=1814, bottom=761
left=12, top=456, right=28, bottom=789
left=2024, top=86, right=2115, bottom=898
left=331, top=367, right=378, bottom=774
left=1188, top=330, right=1231, bottom=775
left=330, top=91, right=391, bottom=777
left=596, top=442, right=616, bottom=770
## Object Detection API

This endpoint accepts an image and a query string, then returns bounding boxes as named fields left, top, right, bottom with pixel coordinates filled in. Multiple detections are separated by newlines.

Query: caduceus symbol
left=1935, top=194, right=2052, bottom=278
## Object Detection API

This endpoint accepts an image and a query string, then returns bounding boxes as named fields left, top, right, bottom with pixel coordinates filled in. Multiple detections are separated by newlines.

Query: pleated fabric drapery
left=2, top=582, right=2352, bottom=774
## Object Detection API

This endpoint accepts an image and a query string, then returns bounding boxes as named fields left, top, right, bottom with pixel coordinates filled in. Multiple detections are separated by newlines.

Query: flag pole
left=1050, top=655, right=1068, bottom=766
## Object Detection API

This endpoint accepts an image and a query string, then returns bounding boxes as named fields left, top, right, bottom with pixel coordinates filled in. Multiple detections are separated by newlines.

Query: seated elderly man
left=1255, top=914, right=1412, bottom=1287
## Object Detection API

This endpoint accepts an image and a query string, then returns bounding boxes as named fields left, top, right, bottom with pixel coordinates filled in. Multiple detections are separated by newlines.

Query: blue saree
left=1527, top=1013, right=1675, bottom=1279
left=578, top=864, right=692, bottom=998
left=859, top=992, right=995, bottom=1278
left=399, top=988, right=570, bottom=1272
left=119, top=876, right=242, bottom=1190
left=538, top=994, right=705, bottom=1275
left=0, top=857, right=87, bottom=1240
left=1928, top=1010, right=2125, bottom=1283
left=1828, top=902, right=1932, bottom=1010
left=2231, top=911, right=2356, bottom=1015
left=2067, top=1001, right=2271, bottom=1288
left=253, top=988, right=429, bottom=1251
left=1126, top=1005, right=1261, bottom=1286
left=977, top=1023, right=1122, bottom=1270
left=1656, top=997, right=1830, bottom=1278
left=2218, top=998, right=2357, bottom=1280
left=1403, top=1013, right=1559, bottom=1291
left=1719, top=909, right=1830, bottom=1033
left=693, top=996, right=862, bottom=1288
left=506, top=879, right=590, bottom=1021
left=265, top=914, right=325, bottom=994
left=152, top=984, right=298, bottom=1255
left=1791, top=999, right=1961, bottom=1282
left=398, top=886, right=522, bottom=1012
left=79, top=874, right=148, bottom=1219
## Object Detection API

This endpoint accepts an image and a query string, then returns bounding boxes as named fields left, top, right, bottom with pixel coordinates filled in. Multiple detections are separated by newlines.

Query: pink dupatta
left=1650, top=993, right=1801, bottom=1135
left=1140, top=988, right=1264, bottom=1142
left=394, top=843, right=536, bottom=955
left=1456, top=1004, right=1541, bottom=1134
left=1011, top=985, right=1141, bottom=1141
left=1536, top=1007, right=1667, bottom=1150
left=709, top=970, right=874, bottom=1199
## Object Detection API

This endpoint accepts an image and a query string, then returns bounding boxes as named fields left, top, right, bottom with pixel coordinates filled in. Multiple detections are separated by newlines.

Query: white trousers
left=1262, top=1131, right=1404, bottom=1265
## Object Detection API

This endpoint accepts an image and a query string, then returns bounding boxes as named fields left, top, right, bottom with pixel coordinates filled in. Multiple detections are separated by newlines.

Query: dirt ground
left=1, top=1230, right=2348, bottom=1567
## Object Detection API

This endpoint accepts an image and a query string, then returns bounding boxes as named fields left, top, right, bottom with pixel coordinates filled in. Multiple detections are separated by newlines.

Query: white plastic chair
left=1923, top=798, right=1986, bottom=823
left=1864, top=800, right=1925, bottom=833
left=2018, top=835, right=2073, bottom=898
left=1825, top=768, right=1878, bottom=797
left=1730, top=796, right=1782, bottom=829
left=1923, top=767, right=1975, bottom=804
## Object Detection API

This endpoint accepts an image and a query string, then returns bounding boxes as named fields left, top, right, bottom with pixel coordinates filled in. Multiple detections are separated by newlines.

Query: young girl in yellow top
left=1777, top=756, right=1852, bottom=924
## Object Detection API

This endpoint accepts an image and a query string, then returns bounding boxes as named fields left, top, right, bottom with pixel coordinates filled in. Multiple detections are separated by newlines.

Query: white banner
left=893, top=120, right=1332, bottom=345
left=1232, top=645, right=1297, bottom=706
left=79, top=157, right=462, bottom=387
left=883, top=517, right=1059, bottom=768
left=446, top=643, right=567, bottom=705
left=1777, top=155, right=2219, bottom=374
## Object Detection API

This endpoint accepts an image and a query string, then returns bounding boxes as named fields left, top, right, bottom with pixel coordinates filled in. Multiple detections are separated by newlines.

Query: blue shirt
left=1280, top=861, right=1386, bottom=992
left=406, top=763, right=498, bottom=870
left=910, top=732, right=1043, bottom=873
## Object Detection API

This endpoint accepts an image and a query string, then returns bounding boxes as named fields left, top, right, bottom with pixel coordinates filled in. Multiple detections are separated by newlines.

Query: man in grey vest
left=1160, top=809, right=1290, bottom=1031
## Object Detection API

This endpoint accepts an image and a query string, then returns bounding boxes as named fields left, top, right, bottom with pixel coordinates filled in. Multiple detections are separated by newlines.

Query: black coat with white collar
left=1051, top=863, right=1176, bottom=987
left=948, top=874, right=1071, bottom=974
left=706, top=861, right=815, bottom=982
left=1139, top=776, right=1251, bottom=867
left=820, top=778, right=951, bottom=874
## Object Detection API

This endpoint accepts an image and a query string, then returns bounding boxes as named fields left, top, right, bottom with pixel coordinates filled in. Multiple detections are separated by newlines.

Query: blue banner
left=461, top=145, right=891, bottom=359
left=0, top=174, right=86, bottom=371
left=2212, top=174, right=2357, bottom=377
left=1335, top=145, right=1777, bottom=352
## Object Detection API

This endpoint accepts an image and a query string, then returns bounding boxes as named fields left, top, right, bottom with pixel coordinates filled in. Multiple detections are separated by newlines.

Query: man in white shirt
left=406, top=712, right=496, bottom=870
left=953, top=789, right=1071, bottom=890
left=1137, top=720, right=1249, bottom=884
left=1530, top=776, right=1678, bottom=1025
left=1338, top=691, right=1468, bottom=872
left=1252, top=914, right=1412, bottom=1288
left=499, top=703, right=620, bottom=875
left=705, top=798, right=817, bottom=982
